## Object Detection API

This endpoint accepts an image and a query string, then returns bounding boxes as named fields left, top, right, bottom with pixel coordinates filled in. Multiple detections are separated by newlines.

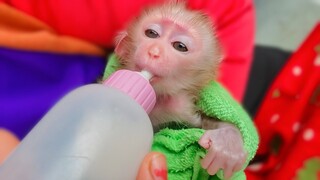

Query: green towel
left=152, top=128, right=246, bottom=180
left=103, top=54, right=259, bottom=180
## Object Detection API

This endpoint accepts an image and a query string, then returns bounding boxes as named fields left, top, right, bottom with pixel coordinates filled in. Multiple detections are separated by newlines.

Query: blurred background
left=244, top=1, right=320, bottom=179
left=243, top=0, right=320, bottom=117
left=255, top=0, right=320, bottom=51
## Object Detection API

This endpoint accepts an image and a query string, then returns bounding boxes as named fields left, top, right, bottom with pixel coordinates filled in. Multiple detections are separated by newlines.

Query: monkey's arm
left=196, top=81, right=259, bottom=179
left=200, top=118, right=247, bottom=179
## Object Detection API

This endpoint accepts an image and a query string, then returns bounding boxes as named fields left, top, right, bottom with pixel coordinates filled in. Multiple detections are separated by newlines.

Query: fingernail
left=151, top=154, right=168, bottom=180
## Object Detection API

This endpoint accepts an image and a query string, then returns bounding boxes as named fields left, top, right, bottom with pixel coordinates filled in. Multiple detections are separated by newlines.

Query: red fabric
left=188, top=0, right=255, bottom=102
left=0, top=0, right=255, bottom=102
left=246, top=22, right=320, bottom=179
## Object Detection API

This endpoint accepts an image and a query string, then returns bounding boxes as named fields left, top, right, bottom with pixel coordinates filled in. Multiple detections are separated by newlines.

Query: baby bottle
left=0, top=70, right=156, bottom=180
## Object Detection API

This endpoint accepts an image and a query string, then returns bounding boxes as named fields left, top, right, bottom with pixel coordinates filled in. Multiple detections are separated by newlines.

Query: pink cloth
left=0, top=0, right=255, bottom=101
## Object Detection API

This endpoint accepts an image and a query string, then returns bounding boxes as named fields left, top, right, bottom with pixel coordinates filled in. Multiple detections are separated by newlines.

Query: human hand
left=0, top=128, right=20, bottom=164
left=136, top=152, right=167, bottom=180
left=198, top=124, right=247, bottom=179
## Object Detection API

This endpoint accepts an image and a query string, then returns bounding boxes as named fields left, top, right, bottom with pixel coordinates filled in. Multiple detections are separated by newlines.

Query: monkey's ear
left=114, top=31, right=129, bottom=57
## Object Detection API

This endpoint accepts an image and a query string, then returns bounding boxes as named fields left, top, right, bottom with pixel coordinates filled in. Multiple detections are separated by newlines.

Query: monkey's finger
left=198, top=132, right=212, bottom=149
left=223, top=155, right=240, bottom=180
left=207, top=156, right=223, bottom=176
left=223, top=166, right=234, bottom=180
left=200, top=148, right=217, bottom=169
left=232, top=153, right=247, bottom=172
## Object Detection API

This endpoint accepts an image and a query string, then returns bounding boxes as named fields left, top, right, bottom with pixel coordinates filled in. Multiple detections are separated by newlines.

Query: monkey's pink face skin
left=131, top=17, right=203, bottom=85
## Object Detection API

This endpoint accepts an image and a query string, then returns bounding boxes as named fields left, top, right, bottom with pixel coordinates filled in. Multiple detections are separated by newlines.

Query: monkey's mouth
left=135, top=65, right=162, bottom=83
left=139, top=70, right=161, bottom=84
left=150, top=76, right=161, bottom=84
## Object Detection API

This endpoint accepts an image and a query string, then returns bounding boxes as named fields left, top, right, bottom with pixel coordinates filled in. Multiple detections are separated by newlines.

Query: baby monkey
left=115, top=1, right=247, bottom=179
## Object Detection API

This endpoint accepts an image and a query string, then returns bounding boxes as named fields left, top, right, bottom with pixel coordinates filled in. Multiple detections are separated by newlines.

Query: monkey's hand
left=198, top=123, right=247, bottom=179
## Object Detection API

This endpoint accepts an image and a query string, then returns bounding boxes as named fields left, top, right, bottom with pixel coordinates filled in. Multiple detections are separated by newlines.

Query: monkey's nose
left=148, top=46, right=161, bottom=59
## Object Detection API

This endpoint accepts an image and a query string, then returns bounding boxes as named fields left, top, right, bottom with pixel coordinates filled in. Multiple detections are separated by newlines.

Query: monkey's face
left=115, top=5, right=219, bottom=96
left=129, top=17, right=207, bottom=95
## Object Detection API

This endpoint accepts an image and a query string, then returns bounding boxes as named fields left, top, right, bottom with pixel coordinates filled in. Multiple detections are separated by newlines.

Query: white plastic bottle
left=0, top=70, right=156, bottom=180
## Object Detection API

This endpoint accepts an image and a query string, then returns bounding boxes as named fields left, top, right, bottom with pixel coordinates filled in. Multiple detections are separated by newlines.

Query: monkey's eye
left=145, top=29, right=160, bottom=38
left=172, top=41, right=188, bottom=52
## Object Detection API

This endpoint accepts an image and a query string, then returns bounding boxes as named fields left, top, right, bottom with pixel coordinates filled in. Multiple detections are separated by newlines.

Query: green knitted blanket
left=103, top=54, right=259, bottom=180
